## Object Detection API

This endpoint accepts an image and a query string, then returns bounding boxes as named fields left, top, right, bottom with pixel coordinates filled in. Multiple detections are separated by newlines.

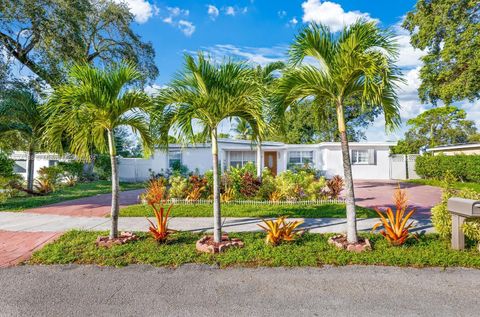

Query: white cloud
left=178, top=20, right=196, bottom=37
left=225, top=6, right=236, bottom=16
left=113, top=0, right=157, bottom=24
left=278, top=10, right=287, bottom=18
left=207, top=5, right=220, bottom=20
left=301, top=0, right=377, bottom=32
left=161, top=6, right=195, bottom=37
left=199, top=44, right=287, bottom=66
left=288, top=17, right=298, bottom=27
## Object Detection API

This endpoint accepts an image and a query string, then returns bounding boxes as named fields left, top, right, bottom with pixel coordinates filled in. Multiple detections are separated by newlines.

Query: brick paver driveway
left=353, top=180, right=442, bottom=219
left=24, top=189, right=144, bottom=217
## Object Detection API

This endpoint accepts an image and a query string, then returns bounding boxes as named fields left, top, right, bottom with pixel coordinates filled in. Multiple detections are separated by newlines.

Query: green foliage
left=403, top=0, right=480, bottom=104
left=34, top=166, right=63, bottom=194
left=0, top=152, right=14, bottom=177
left=170, top=160, right=189, bottom=176
left=30, top=231, right=480, bottom=268
left=416, top=154, right=480, bottom=182
left=168, top=175, right=189, bottom=199
left=58, top=161, right=84, bottom=181
left=93, top=155, right=112, bottom=181
left=0, top=0, right=158, bottom=86
left=432, top=187, right=480, bottom=240
left=255, top=169, right=276, bottom=200
left=392, top=106, right=477, bottom=154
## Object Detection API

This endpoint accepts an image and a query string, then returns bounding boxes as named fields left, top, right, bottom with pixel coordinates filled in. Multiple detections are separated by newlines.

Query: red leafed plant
left=326, top=175, right=344, bottom=199
left=144, top=179, right=173, bottom=242
left=239, top=171, right=261, bottom=198
left=372, top=185, right=416, bottom=246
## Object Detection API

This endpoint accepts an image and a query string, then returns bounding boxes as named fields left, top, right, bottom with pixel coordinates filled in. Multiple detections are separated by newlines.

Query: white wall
left=321, top=145, right=391, bottom=179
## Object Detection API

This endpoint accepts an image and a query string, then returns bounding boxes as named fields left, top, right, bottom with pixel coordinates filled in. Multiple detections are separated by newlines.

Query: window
left=351, top=149, right=373, bottom=165
left=168, top=150, right=182, bottom=168
left=288, top=151, right=313, bottom=167
left=49, top=160, right=59, bottom=167
left=229, top=151, right=256, bottom=168
left=13, top=160, right=27, bottom=173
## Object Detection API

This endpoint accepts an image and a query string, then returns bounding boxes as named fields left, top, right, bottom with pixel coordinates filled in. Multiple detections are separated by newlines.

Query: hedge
left=415, top=154, right=480, bottom=182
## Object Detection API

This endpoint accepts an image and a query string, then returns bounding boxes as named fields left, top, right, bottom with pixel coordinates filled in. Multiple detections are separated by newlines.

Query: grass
left=406, top=179, right=480, bottom=193
left=30, top=230, right=480, bottom=268
left=119, top=203, right=377, bottom=218
left=0, top=181, right=144, bottom=212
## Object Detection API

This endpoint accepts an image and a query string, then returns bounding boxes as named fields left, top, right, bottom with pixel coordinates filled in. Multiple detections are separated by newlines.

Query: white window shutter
left=368, top=149, right=376, bottom=165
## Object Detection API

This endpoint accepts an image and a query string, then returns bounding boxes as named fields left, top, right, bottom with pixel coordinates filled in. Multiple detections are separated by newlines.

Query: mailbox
left=447, top=198, right=480, bottom=250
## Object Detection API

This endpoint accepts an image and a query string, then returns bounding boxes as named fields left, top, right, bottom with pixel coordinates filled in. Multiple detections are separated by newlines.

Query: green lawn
left=1, top=181, right=144, bottom=212
left=29, top=230, right=480, bottom=268
left=119, top=203, right=377, bottom=218
left=407, top=179, right=480, bottom=193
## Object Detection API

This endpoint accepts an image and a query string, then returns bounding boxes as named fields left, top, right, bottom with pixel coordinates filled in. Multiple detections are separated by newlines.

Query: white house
left=10, top=151, right=72, bottom=180
left=118, top=139, right=396, bottom=182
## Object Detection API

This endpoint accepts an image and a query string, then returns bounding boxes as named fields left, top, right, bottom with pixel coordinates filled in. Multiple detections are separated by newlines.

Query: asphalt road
left=0, top=265, right=479, bottom=316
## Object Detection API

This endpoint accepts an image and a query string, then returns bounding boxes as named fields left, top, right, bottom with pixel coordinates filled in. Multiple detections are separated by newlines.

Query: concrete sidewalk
left=0, top=212, right=434, bottom=234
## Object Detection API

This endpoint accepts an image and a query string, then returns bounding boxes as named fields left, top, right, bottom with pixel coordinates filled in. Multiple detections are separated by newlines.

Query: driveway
left=24, top=189, right=144, bottom=217
left=0, top=265, right=478, bottom=316
left=353, top=180, right=442, bottom=219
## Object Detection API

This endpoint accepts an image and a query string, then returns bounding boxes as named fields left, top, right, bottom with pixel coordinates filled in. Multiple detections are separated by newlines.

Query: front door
left=264, top=151, right=277, bottom=176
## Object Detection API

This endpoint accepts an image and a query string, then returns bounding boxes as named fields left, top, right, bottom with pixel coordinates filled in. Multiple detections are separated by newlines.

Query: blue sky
left=18, top=0, right=480, bottom=141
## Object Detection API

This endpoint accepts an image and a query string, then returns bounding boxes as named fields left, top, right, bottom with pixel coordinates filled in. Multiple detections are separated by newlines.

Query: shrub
left=170, top=160, right=189, bottom=176
left=432, top=187, right=480, bottom=239
left=256, top=169, right=276, bottom=200
left=168, top=175, right=188, bottom=199
left=306, top=177, right=327, bottom=200
left=0, top=152, right=15, bottom=178
left=221, top=187, right=235, bottom=202
left=93, top=154, right=112, bottom=180
left=326, top=175, right=344, bottom=199
left=34, top=166, right=63, bottom=194
left=239, top=171, right=261, bottom=198
left=416, top=154, right=480, bottom=182
left=257, top=217, right=303, bottom=245
left=58, top=161, right=84, bottom=185
left=141, top=178, right=167, bottom=203
left=373, top=186, right=417, bottom=246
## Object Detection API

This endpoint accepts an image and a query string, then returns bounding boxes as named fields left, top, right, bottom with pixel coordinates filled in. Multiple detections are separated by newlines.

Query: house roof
left=426, top=143, right=480, bottom=152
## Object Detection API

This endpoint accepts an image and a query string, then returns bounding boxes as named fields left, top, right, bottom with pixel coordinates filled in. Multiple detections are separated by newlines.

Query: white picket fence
left=145, top=198, right=345, bottom=205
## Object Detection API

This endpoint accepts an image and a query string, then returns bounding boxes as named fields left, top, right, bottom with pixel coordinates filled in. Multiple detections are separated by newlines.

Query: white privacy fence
left=118, top=158, right=152, bottom=182
left=389, top=154, right=420, bottom=180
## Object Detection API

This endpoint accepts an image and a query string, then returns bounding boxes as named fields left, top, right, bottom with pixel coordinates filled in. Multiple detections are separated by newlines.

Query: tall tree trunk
left=336, top=103, right=358, bottom=243
left=211, top=128, right=222, bottom=243
left=107, top=129, right=119, bottom=239
left=256, top=137, right=262, bottom=181
left=26, top=145, right=35, bottom=192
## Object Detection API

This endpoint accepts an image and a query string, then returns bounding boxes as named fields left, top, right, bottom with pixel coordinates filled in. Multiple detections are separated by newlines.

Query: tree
left=269, top=98, right=382, bottom=143
left=0, top=0, right=158, bottom=86
left=403, top=0, right=480, bottom=104
left=155, top=53, right=265, bottom=243
left=231, top=118, right=253, bottom=140
left=276, top=21, right=401, bottom=243
left=392, top=106, right=477, bottom=154
left=0, top=89, right=46, bottom=191
left=44, top=63, right=153, bottom=239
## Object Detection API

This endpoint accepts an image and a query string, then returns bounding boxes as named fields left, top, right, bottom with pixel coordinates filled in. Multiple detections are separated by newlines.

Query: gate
left=389, top=154, right=420, bottom=180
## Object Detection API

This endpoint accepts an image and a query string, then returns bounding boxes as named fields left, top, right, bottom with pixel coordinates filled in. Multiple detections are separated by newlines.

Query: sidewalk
left=0, top=212, right=433, bottom=234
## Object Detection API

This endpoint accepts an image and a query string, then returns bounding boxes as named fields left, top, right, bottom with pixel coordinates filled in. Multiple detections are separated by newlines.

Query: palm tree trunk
left=211, top=128, right=222, bottom=243
left=256, top=138, right=262, bottom=181
left=26, top=145, right=35, bottom=192
left=107, top=129, right=120, bottom=239
left=336, top=103, right=357, bottom=243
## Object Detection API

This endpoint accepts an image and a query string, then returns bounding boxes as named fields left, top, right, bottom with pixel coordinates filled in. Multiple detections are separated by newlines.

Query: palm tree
left=276, top=21, right=401, bottom=243
left=155, top=53, right=265, bottom=243
left=43, top=63, right=153, bottom=239
left=0, top=89, right=45, bottom=191
left=232, top=118, right=253, bottom=140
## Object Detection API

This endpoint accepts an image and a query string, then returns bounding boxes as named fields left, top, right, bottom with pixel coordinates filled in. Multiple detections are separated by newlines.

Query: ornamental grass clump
left=372, top=186, right=416, bottom=246
left=257, top=217, right=303, bottom=246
